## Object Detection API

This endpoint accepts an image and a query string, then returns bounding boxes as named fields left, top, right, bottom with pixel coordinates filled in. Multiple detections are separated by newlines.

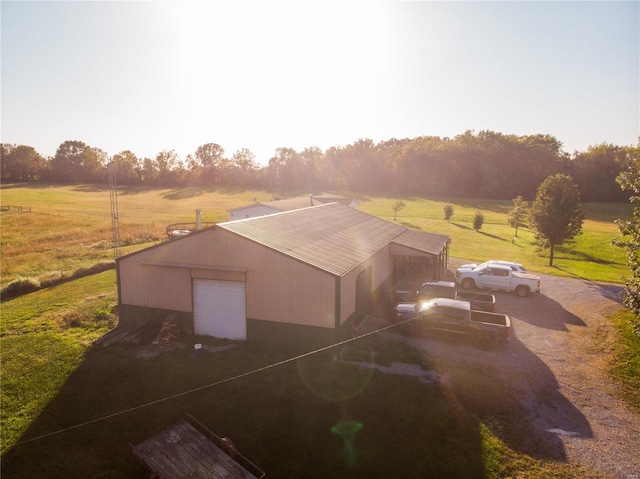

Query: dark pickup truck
left=394, top=298, right=511, bottom=350
left=395, top=281, right=496, bottom=312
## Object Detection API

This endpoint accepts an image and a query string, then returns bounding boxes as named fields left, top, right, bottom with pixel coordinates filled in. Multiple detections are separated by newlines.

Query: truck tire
left=475, top=334, right=496, bottom=351
left=461, top=278, right=475, bottom=289
left=515, top=285, right=529, bottom=297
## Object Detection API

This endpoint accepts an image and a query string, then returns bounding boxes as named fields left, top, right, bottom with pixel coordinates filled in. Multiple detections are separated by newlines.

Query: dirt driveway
left=370, top=259, right=639, bottom=479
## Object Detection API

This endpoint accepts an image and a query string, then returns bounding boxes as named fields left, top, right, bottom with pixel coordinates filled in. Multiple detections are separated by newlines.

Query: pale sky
left=1, top=1, right=638, bottom=165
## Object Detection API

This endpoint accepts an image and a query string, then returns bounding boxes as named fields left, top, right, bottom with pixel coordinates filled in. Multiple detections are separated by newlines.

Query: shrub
left=57, top=297, right=118, bottom=330
left=444, top=204, right=454, bottom=221
left=473, top=211, right=485, bottom=231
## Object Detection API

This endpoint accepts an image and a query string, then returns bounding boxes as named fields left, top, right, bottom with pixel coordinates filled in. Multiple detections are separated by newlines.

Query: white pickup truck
left=455, top=263, right=540, bottom=297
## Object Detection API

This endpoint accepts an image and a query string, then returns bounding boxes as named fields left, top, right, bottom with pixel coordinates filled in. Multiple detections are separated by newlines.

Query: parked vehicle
left=458, top=260, right=528, bottom=273
left=414, top=281, right=496, bottom=312
left=394, top=298, right=511, bottom=349
left=455, top=264, right=540, bottom=297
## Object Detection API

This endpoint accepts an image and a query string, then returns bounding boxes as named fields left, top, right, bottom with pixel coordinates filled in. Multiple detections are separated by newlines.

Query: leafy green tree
left=391, top=200, right=405, bottom=220
left=225, top=148, right=258, bottom=186
left=394, top=136, right=448, bottom=195
left=443, top=204, right=454, bottom=222
left=342, top=138, right=381, bottom=191
left=507, top=196, right=529, bottom=237
left=49, top=140, right=107, bottom=183
left=1, top=144, right=46, bottom=181
left=110, top=150, right=142, bottom=184
left=155, top=150, right=178, bottom=184
left=570, top=143, right=630, bottom=202
left=529, top=174, right=584, bottom=266
left=140, top=157, right=158, bottom=184
left=191, top=143, right=225, bottom=184
left=612, top=148, right=640, bottom=338
left=473, top=211, right=484, bottom=231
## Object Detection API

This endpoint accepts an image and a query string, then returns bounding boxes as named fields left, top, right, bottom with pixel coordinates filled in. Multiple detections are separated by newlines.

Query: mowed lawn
left=1, top=183, right=633, bottom=478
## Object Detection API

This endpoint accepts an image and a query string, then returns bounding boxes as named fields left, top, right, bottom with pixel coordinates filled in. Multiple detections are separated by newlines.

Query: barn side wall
left=117, top=227, right=336, bottom=333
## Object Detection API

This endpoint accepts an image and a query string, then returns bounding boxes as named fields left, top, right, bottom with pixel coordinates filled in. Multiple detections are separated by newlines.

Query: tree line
left=2, top=131, right=638, bottom=201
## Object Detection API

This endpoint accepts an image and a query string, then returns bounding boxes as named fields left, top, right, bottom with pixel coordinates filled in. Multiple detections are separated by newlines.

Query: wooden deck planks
left=132, top=419, right=260, bottom=479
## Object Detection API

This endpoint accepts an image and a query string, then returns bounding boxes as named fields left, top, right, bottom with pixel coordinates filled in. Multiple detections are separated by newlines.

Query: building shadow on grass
left=3, top=337, right=498, bottom=479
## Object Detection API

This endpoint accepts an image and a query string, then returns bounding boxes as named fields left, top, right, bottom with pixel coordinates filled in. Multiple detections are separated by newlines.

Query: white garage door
left=193, top=279, right=246, bottom=340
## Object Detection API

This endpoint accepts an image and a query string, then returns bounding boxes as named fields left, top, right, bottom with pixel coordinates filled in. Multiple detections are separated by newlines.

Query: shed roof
left=220, top=203, right=448, bottom=277
left=392, top=229, right=451, bottom=255
left=227, top=196, right=314, bottom=213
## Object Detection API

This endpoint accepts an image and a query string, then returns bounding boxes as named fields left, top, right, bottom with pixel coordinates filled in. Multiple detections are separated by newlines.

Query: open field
left=1, top=184, right=633, bottom=286
left=1, top=183, right=637, bottom=478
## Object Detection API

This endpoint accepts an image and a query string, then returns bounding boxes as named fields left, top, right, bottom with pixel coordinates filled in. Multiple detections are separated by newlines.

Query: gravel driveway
left=367, top=259, right=640, bottom=479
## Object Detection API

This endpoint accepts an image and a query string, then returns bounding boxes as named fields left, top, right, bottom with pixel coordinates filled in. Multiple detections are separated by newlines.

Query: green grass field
left=1, top=184, right=633, bottom=285
left=1, top=183, right=636, bottom=478
left=357, top=195, right=632, bottom=283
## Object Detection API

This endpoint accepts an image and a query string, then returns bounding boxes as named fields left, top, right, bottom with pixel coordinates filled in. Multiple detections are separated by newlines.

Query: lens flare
left=296, top=344, right=374, bottom=402
left=331, top=419, right=363, bottom=467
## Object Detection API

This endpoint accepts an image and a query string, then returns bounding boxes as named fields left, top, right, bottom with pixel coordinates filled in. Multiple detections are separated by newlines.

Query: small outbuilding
left=226, top=194, right=358, bottom=221
left=117, top=202, right=449, bottom=351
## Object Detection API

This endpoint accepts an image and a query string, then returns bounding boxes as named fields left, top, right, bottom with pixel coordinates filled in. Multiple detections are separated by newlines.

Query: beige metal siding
left=339, top=247, right=392, bottom=326
left=372, top=245, right=394, bottom=289
left=191, top=269, right=245, bottom=282
left=118, top=228, right=336, bottom=329
left=340, top=267, right=358, bottom=324
left=119, top=261, right=193, bottom=312
left=248, top=269, right=335, bottom=328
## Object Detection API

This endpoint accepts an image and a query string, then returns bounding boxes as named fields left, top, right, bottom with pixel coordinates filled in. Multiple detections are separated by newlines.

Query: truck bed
left=470, top=309, right=510, bottom=327
left=455, top=291, right=496, bottom=312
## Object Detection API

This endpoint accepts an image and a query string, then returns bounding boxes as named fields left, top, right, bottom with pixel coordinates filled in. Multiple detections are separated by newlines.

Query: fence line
left=0, top=205, right=32, bottom=212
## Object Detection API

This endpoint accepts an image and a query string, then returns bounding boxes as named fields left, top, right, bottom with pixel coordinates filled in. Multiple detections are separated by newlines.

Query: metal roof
left=227, top=196, right=315, bottom=213
left=220, top=203, right=449, bottom=277
left=392, top=229, right=451, bottom=255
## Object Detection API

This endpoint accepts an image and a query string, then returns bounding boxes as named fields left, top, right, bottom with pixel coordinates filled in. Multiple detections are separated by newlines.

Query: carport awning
left=391, top=230, right=450, bottom=256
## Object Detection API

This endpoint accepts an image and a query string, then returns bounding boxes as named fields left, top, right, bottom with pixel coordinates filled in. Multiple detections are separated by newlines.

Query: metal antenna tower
left=108, top=162, right=121, bottom=259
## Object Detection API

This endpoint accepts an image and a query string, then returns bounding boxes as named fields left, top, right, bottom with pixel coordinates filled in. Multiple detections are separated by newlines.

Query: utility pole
left=108, top=161, right=121, bottom=259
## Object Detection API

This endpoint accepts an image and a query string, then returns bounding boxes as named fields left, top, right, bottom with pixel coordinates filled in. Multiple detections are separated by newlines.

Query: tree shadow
left=477, top=231, right=510, bottom=242
left=0, top=182, right=57, bottom=189
left=553, top=247, right=621, bottom=267
left=70, top=184, right=111, bottom=193
left=449, top=222, right=473, bottom=230
left=161, top=187, right=207, bottom=200
left=450, top=200, right=511, bottom=215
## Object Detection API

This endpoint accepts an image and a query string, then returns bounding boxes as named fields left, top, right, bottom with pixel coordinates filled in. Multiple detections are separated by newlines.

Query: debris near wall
left=94, top=321, right=159, bottom=348
left=152, top=314, right=179, bottom=347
